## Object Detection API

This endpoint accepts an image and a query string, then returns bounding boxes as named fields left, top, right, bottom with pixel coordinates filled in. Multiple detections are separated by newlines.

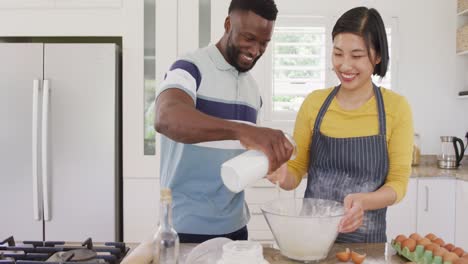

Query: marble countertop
left=263, top=243, right=406, bottom=264
left=411, top=155, right=468, bottom=181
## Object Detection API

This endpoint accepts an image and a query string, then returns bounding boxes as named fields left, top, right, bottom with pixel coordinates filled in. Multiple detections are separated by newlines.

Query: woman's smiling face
left=332, top=33, right=381, bottom=91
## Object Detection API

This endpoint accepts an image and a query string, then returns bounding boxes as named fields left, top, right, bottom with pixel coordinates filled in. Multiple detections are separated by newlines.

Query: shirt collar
left=207, top=44, right=236, bottom=71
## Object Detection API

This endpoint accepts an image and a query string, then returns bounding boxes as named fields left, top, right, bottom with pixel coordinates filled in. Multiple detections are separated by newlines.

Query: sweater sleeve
left=287, top=93, right=315, bottom=183
left=383, top=96, right=414, bottom=203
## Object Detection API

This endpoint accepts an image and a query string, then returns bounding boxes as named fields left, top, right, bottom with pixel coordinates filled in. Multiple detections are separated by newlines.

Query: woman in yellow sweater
left=269, top=7, right=413, bottom=243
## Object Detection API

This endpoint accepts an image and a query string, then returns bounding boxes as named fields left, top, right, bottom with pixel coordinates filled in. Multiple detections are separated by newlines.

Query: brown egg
left=463, top=253, right=468, bottom=259
left=402, top=238, right=417, bottom=252
left=434, top=247, right=449, bottom=258
left=336, top=248, right=351, bottom=262
left=351, top=251, right=366, bottom=264
left=425, top=243, right=440, bottom=252
left=444, top=252, right=460, bottom=262
left=425, top=233, right=438, bottom=241
left=453, top=248, right=466, bottom=258
left=395, top=234, right=407, bottom=244
left=453, top=258, right=468, bottom=264
left=417, top=238, right=432, bottom=246
left=433, top=238, right=446, bottom=247
left=409, top=233, right=422, bottom=241
left=445, top=243, right=456, bottom=251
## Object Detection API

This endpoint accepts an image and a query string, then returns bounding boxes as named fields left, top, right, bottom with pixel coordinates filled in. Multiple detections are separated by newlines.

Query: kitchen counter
left=412, top=155, right=468, bottom=181
left=124, top=241, right=408, bottom=263
left=262, top=243, right=406, bottom=263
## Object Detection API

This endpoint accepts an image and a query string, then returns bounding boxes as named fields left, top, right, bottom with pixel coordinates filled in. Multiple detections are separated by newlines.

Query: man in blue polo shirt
left=154, top=0, right=292, bottom=243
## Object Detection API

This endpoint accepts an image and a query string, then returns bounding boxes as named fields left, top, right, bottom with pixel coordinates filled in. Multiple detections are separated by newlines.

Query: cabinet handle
left=32, top=79, right=42, bottom=221
left=41, top=80, right=51, bottom=221
left=425, top=186, right=429, bottom=212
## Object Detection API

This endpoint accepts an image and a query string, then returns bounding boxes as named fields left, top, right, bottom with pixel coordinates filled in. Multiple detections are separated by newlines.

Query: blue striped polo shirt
left=157, top=44, right=262, bottom=235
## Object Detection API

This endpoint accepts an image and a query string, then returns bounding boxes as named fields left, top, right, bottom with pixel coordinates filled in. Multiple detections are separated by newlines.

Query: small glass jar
left=412, top=133, right=421, bottom=166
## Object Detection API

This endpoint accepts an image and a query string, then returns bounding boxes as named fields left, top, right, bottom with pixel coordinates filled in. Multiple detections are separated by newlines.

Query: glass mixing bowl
left=261, top=198, right=344, bottom=263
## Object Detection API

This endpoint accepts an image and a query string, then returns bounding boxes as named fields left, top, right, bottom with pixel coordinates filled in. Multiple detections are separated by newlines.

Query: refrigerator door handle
left=41, top=79, right=51, bottom=222
left=32, top=79, right=42, bottom=221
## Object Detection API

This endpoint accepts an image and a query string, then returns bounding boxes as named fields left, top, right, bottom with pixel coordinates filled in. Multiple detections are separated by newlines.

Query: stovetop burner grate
left=0, top=236, right=129, bottom=264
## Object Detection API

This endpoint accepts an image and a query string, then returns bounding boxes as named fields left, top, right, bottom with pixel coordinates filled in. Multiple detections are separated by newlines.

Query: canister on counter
left=412, top=133, right=421, bottom=166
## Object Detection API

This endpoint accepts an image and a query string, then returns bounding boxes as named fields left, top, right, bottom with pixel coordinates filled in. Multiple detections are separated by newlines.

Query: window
left=266, top=16, right=397, bottom=122
left=273, top=26, right=326, bottom=113
left=144, top=0, right=156, bottom=155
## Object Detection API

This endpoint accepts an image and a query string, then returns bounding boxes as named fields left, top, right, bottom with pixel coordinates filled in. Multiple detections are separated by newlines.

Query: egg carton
left=391, top=241, right=452, bottom=264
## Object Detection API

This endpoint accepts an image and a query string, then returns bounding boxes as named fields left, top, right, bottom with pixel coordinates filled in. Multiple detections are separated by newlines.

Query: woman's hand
left=339, top=193, right=366, bottom=233
left=266, top=163, right=288, bottom=185
left=266, top=163, right=300, bottom=190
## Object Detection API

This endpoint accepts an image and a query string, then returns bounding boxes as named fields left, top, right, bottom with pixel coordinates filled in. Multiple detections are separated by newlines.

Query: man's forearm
left=155, top=99, right=246, bottom=144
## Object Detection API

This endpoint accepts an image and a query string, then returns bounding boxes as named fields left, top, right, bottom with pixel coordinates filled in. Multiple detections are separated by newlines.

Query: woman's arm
left=266, top=92, right=318, bottom=189
left=383, top=96, right=414, bottom=203
left=267, top=163, right=302, bottom=190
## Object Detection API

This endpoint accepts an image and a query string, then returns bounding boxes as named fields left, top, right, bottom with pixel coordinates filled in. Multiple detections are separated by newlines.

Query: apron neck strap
left=313, top=83, right=387, bottom=136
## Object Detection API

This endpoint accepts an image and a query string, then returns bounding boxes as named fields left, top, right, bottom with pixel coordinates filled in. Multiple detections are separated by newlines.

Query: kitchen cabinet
left=455, top=179, right=468, bottom=249
left=123, top=178, right=160, bottom=243
left=457, top=1, right=468, bottom=98
left=0, top=0, right=121, bottom=9
left=0, top=43, right=120, bottom=242
left=386, top=178, right=418, bottom=241
left=0, top=0, right=126, bottom=37
left=55, top=0, right=122, bottom=8
left=0, top=0, right=54, bottom=8
left=417, top=178, right=456, bottom=243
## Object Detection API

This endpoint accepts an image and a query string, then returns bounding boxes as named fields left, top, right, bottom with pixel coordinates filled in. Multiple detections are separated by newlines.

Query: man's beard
left=226, top=35, right=261, bottom=72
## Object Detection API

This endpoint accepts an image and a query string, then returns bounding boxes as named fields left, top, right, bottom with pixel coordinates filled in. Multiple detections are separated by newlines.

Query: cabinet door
left=124, top=178, right=160, bottom=243
left=0, top=0, right=54, bottom=8
left=54, top=0, right=122, bottom=8
left=455, top=180, right=468, bottom=249
left=0, top=43, right=44, bottom=241
left=417, top=178, right=456, bottom=243
left=386, top=178, right=418, bottom=241
left=43, top=44, right=119, bottom=241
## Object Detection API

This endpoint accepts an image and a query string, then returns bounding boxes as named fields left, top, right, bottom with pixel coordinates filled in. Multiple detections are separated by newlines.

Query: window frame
left=259, top=15, right=399, bottom=125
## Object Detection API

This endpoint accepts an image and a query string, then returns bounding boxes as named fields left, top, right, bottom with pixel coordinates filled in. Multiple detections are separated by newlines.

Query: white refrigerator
left=0, top=43, right=120, bottom=242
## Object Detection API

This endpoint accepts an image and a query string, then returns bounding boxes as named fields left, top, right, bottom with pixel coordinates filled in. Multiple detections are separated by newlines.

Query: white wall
left=211, top=0, right=468, bottom=154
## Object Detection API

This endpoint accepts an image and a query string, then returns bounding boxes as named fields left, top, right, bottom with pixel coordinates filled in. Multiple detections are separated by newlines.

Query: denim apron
left=305, top=84, right=389, bottom=243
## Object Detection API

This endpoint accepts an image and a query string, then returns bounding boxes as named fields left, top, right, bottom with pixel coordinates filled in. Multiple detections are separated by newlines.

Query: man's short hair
left=228, top=0, right=278, bottom=21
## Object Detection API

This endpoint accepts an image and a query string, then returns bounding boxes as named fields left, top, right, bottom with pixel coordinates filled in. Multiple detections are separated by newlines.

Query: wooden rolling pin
left=121, top=240, right=155, bottom=264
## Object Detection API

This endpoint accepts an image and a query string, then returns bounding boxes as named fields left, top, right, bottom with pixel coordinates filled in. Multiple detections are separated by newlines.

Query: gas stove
left=0, top=236, right=129, bottom=263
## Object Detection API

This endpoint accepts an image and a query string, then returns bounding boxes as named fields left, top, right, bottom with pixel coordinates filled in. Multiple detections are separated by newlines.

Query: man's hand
left=339, top=193, right=366, bottom=233
left=237, top=125, right=294, bottom=173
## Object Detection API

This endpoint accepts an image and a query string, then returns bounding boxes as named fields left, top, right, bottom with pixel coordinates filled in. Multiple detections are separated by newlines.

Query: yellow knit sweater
left=288, top=87, right=414, bottom=203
